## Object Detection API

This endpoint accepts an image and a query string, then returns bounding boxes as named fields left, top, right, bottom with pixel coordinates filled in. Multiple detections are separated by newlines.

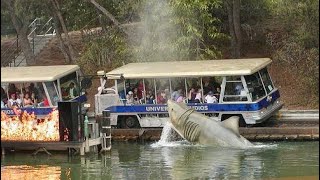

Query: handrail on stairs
left=2, top=17, right=56, bottom=67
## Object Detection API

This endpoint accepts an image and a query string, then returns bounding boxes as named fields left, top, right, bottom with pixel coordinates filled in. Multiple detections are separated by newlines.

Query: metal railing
left=1, top=17, right=55, bottom=67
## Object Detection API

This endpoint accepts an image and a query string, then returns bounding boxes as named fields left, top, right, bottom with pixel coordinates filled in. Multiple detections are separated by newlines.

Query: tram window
left=223, top=76, right=247, bottom=102
left=44, top=82, right=59, bottom=106
left=244, top=72, right=266, bottom=101
left=60, top=72, right=79, bottom=100
left=259, top=68, right=274, bottom=94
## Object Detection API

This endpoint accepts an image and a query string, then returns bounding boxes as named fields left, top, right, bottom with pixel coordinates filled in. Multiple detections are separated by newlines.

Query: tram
left=95, top=58, right=283, bottom=128
left=1, top=65, right=87, bottom=142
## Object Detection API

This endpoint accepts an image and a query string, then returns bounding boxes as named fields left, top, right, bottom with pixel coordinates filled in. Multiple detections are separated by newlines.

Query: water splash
left=151, top=122, right=191, bottom=148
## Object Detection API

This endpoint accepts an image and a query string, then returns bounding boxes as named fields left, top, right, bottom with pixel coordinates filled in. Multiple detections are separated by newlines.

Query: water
left=1, top=140, right=318, bottom=180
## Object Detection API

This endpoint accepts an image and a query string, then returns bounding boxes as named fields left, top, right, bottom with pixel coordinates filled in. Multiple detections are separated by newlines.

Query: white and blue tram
left=95, top=58, right=283, bottom=128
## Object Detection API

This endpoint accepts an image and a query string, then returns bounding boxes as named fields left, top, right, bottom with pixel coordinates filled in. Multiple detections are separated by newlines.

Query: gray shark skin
left=167, top=99, right=253, bottom=149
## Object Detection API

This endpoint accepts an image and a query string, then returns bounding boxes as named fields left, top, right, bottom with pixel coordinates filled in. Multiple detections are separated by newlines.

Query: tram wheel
left=124, top=116, right=140, bottom=128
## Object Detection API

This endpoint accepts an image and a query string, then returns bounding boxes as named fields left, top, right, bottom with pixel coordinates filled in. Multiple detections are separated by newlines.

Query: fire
left=1, top=108, right=60, bottom=141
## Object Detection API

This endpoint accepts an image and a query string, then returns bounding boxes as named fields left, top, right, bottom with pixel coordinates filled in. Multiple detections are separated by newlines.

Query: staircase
left=1, top=18, right=55, bottom=67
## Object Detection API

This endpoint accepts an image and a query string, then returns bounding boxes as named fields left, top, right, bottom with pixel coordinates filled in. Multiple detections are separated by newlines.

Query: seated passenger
left=205, top=91, right=218, bottom=103
left=38, top=94, right=49, bottom=107
left=126, top=91, right=135, bottom=105
left=23, top=93, right=33, bottom=107
left=187, top=88, right=196, bottom=103
left=194, top=89, right=202, bottom=103
left=145, top=91, right=155, bottom=104
left=157, top=90, right=167, bottom=104
left=171, top=88, right=182, bottom=101
left=16, top=92, right=24, bottom=107
left=67, top=82, right=78, bottom=99
left=1, top=99, right=5, bottom=108
left=31, top=92, right=38, bottom=105
left=235, top=79, right=244, bottom=95
left=7, top=93, right=18, bottom=108
left=176, top=92, right=185, bottom=103
left=133, top=87, right=140, bottom=102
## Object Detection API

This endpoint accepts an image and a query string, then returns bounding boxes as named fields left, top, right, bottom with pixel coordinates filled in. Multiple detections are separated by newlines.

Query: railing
left=1, top=17, right=55, bottom=67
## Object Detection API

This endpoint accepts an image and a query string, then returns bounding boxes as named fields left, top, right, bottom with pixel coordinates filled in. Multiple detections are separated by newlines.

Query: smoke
left=131, top=0, right=179, bottom=62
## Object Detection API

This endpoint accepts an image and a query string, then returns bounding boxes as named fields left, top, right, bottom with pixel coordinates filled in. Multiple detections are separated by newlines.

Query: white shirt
left=205, top=95, right=217, bottom=103
left=69, top=88, right=75, bottom=98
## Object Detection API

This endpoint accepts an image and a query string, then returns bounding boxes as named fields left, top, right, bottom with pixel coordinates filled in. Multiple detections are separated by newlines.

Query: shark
left=167, top=99, right=253, bottom=149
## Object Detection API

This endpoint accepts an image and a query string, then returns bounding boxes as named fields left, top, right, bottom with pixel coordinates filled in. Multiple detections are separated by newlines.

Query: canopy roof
left=106, top=58, right=272, bottom=79
left=1, top=65, right=80, bottom=83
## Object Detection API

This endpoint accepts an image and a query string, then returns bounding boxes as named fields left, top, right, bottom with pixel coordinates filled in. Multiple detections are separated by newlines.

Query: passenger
left=67, top=82, right=78, bottom=99
left=23, top=93, right=33, bottom=107
left=171, top=88, right=182, bottom=101
left=7, top=93, right=18, bottom=108
left=187, top=87, right=196, bottom=103
left=132, top=87, right=140, bottom=102
left=28, top=83, right=39, bottom=99
left=137, top=80, right=144, bottom=99
left=8, top=84, right=18, bottom=96
left=205, top=91, right=218, bottom=103
left=1, top=87, right=7, bottom=101
left=1, top=99, right=5, bottom=108
left=235, top=80, right=244, bottom=95
left=194, top=89, right=202, bottom=103
left=176, top=92, right=185, bottom=103
left=16, top=92, right=24, bottom=107
left=39, top=93, right=49, bottom=107
left=126, top=91, right=135, bottom=105
left=157, top=90, right=167, bottom=104
left=31, top=92, right=38, bottom=106
left=203, top=78, right=213, bottom=95
left=145, top=91, right=155, bottom=104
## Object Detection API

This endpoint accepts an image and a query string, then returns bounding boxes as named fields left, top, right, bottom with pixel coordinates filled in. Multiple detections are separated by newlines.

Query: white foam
left=251, top=142, right=278, bottom=149
left=151, top=122, right=193, bottom=148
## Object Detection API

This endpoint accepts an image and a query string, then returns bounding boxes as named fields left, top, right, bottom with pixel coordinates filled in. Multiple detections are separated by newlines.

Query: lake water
left=1, top=140, right=318, bottom=180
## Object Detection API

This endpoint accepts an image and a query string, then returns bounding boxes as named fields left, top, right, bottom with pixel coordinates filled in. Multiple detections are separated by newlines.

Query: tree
left=225, top=0, right=241, bottom=58
left=3, top=0, right=36, bottom=65
left=49, top=0, right=76, bottom=64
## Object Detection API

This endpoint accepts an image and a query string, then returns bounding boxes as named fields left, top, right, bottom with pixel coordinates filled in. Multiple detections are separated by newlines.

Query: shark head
left=167, top=99, right=200, bottom=142
left=167, top=99, right=189, bottom=127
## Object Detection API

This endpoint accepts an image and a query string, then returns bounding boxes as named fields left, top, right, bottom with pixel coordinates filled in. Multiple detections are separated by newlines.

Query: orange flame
left=1, top=108, right=60, bottom=141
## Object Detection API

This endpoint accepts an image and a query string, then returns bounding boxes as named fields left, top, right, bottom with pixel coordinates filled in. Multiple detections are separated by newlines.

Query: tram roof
left=106, top=58, right=272, bottom=79
left=1, top=65, right=80, bottom=83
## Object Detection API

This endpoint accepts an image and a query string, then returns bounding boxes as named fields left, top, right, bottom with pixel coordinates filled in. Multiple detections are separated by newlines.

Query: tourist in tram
left=16, top=92, right=24, bottom=107
left=7, top=93, right=18, bottom=108
left=1, top=99, right=5, bottom=108
left=176, top=91, right=186, bottom=103
left=67, top=82, right=78, bottom=99
left=194, top=89, right=202, bottom=103
left=8, top=84, right=19, bottom=97
left=30, top=92, right=38, bottom=106
left=205, top=91, right=218, bottom=103
left=132, top=87, right=140, bottom=102
left=145, top=90, right=155, bottom=104
left=157, top=90, right=167, bottom=104
left=23, top=93, right=34, bottom=107
left=1, top=87, right=7, bottom=101
left=28, top=83, right=39, bottom=99
left=126, top=91, right=135, bottom=105
left=187, top=87, right=197, bottom=103
left=171, top=88, right=183, bottom=101
left=137, top=80, right=145, bottom=99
